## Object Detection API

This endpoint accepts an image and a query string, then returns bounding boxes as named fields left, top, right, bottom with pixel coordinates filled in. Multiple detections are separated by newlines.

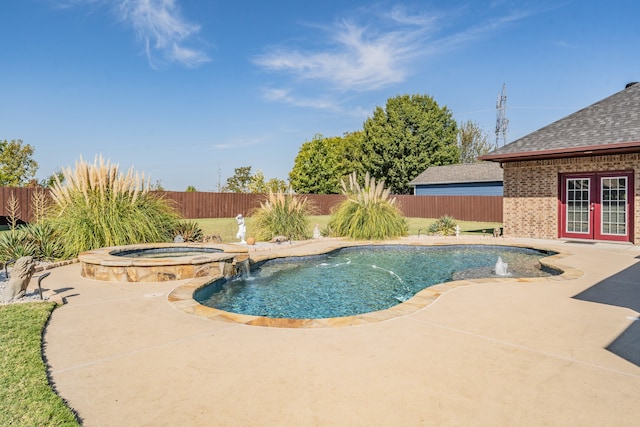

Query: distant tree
left=185, top=185, right=197, bottom=192
left=246, top=170, right=288, bottom=194
left=289, top=134, right=342, bottom=194
left=38, top=169, right=65, bottom=188
left=0, top=139, right=38, bottom=186
left=457, top=120, right=495, bottom=163
left=289, top=132, right=365, bottom=194
left=150, top=180, right=165, bottom=191
left=248, top=170, right=268, bottom=194
left=224, top=167, right=288, bottom=193
left=338, top=131, right=368, bottom=182
left=223, top=166, right=253, bottom=193
left=265, top=177, right=289, bottom=193
left=361, top=94, right=459, bottom=194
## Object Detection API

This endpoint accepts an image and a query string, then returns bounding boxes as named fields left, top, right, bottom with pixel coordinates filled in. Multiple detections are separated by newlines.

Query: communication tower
left=495, top=83, right=508, bottom=146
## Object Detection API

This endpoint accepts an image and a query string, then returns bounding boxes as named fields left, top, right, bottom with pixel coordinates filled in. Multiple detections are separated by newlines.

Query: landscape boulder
left=2, top=256, right=36, bottom=303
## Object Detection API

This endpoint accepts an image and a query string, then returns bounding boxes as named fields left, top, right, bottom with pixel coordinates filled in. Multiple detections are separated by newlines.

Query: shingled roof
left=409, top=162, right=503, bottom=186
left=481, top=82, right=640, bottom=162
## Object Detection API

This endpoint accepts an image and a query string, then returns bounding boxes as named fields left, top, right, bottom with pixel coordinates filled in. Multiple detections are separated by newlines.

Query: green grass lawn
left=193, top=216, right=502, bottom=243
left=0, top=302, right=80, bottom=426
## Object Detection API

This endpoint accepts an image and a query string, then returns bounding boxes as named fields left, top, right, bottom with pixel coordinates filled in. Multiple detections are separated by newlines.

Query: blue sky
left=2, top=0, right=638, bottom=191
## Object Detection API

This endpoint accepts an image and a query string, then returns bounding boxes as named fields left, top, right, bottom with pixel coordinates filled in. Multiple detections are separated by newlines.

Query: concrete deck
left=40, top=237, right=640, bottom=426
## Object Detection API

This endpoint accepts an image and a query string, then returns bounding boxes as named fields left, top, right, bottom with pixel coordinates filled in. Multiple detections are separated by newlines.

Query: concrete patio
left=41, top=237, right=640, bottom=426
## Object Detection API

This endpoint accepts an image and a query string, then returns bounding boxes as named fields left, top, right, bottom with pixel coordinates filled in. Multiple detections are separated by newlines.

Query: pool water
left=195, top=245, right=557, bottom=319
left=111, top=247, right=222, bottom=258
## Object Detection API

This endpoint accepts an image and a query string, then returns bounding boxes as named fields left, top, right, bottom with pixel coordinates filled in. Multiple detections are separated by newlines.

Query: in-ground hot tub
left=79, top=243, right=249, bottom=282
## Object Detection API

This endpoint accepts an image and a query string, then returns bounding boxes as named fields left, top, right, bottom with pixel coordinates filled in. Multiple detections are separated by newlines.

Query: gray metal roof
left=482, top=82, right=640, bottom=161
left=409, top=162, right=503, bottom=186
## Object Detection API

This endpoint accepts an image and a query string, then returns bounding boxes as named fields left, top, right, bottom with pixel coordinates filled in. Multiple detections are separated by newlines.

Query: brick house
left=409, top=162, right=503, bottom=196
left=481, top=82, right=640, bottom=244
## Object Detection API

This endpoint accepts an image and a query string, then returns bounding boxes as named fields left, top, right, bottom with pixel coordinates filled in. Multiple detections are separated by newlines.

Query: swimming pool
left=195, top=245, right=558, bottom=319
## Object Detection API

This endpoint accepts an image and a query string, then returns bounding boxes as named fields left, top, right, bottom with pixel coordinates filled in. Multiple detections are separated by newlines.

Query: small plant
left=328, top=172, right=408, bottom=240
left=0, top=194, right=33, bottom=263
left=172, top=220, right=204, bottom=242
left=252, top=190, right=314, bottom=241
left=428, top=215, right=458, bottom=236
left=0, top=229, right=35, bottom=263
left=24, top=222, right=63, bottom=261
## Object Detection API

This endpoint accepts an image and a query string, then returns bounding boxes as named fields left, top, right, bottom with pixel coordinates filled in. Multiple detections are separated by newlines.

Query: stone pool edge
left=167, top=239, right=582, bottom=329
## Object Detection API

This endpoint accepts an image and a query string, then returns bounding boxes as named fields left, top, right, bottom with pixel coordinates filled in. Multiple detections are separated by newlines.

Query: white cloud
left=212, top=137, right=265, bottom=150
left=253, top=5, right=535, bottom=98
left=262, top=88, right=340, bottom=111
left=254, top=17, right=423, bottom=92
left=118, top=0, right=210, bottom=68
left=57, top=0, right=210, bottom=68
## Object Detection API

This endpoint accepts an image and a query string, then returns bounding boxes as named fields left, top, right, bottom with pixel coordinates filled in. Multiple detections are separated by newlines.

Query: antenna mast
left=495, top=83, right=508, bottom=146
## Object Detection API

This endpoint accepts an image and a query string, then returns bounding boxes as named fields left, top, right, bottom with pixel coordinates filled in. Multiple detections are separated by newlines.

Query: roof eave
left=479, top=141, right=640, bottom=162
left=411, top=179, right=503, bottom=186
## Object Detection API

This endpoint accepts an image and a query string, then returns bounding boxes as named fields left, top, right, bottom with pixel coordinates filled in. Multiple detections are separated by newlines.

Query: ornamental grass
left=45, top=156, right=180, bottom=258
left=328, top=172, right=408, bottom=240
left=252, top=190, right=314, bottom=241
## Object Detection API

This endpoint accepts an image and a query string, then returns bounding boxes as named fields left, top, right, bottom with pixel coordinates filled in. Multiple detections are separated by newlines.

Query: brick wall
left=502, top=153, right=640, bottom=244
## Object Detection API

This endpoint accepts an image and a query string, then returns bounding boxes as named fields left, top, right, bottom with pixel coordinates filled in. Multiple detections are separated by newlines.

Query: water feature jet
left=495, top=256, right=509, bottom=276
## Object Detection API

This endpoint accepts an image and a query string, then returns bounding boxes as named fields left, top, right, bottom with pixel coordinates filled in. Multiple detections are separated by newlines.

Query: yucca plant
left=0, top=193, right=35, bottom=263
left=44, top=156, right=181, bottom=258
left=428, top=215, right=458, bottom=236
left=252, top=190, right=314, bottom=241
left=328, top=172, right=408, bottom=240
left=23, top=222, right=63, bottom=261
left=0, top=229, right=36, bottom=263
left=172, top=220, right=204, bottom=242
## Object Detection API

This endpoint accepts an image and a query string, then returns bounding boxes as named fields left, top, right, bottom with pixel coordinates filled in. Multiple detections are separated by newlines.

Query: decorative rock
left=269, top=235, right=290, bottom=244
left=2, top=256, right=36, bottom=303
left=203, top=234, right=222, bottom=243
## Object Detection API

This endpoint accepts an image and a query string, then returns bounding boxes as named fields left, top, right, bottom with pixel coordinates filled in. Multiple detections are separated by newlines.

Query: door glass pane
left=566, top=178, right=590, bottom=234
left=601, top=177, right=627, bottom=236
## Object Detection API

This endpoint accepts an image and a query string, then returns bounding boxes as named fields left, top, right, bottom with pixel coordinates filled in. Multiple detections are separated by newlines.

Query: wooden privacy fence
left=0, top=188, right=503, bottom=223
left=0, top=187, right=48, bottom=224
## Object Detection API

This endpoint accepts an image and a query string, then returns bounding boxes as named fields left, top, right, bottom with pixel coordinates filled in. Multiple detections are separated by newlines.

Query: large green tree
left=0, top=139, right=38, bottom=186
left=361, top=94, right=459, bottom=194
left=289, top=132, right=365, bottom=194
left=458, top=120, right=495, bottom=163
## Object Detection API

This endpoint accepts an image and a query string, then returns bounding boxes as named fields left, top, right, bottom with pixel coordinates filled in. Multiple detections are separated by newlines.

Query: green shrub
left=0, top=228, right=36, bottom=263
left=252, top=191, right=314, bottom=241
left=428, top=215, right=458, bottom=236
left=328, top=172, right=408, bottom=240
left=44, top=156, right=181, bottom=258
left=24, top=222, right=63, bottom=261
left=172, top=220, right=204, bottom=242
